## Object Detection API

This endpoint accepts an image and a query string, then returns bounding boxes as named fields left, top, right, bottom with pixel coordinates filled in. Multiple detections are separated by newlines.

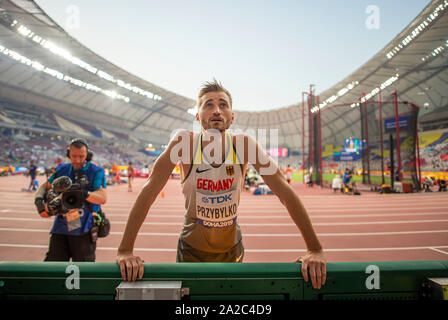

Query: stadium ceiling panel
left=1, top=0, right=447, bottom=151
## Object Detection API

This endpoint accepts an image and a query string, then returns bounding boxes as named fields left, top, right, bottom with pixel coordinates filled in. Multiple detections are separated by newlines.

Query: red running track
left=0, top=175, right=447, bottom=263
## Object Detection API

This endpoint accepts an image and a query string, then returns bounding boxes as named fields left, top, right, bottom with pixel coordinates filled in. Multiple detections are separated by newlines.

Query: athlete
left=116, top=80, right=327, bottom=289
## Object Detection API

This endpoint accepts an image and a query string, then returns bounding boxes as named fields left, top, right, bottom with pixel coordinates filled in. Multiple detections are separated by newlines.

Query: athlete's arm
left=243, top=134, right=326, bottom=289
left=116, top=130, right=191, bottom=281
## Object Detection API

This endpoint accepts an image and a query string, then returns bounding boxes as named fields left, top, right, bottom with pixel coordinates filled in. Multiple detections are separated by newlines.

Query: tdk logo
left=202, top=193, right=232, bottom=204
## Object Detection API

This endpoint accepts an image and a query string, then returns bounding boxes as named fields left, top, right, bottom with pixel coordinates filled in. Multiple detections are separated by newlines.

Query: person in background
left=342, top=168, right=352, bottom=188
left=304, top=171, right=311, bottom=187
left=437, top=178, right=447, bottom=192
left=27, top=160, right=38, bottom=191
left=422, top=176, right=433, bottom=192
left=284, top=164, right=293, bottom=184
left=332, top=174, right=342, bottom=193
left=112, top=162, right=119, bottom=185
left=34, top=138, right=107, bottom=261
left=128, top=162, right=135, bottom=192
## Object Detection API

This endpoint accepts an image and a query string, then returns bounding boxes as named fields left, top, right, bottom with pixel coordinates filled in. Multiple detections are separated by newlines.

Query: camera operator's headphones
left=66, top=138, right=93, bottom=162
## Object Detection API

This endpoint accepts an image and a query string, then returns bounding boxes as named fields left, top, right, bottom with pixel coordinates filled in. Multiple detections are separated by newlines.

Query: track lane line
left=2, top=217, right=448, bottom=226
left=1, top=243, right=448, bottom=253
left=428, top=247, right=448, bottom=255
left=0, top=227, right=447, bottom=237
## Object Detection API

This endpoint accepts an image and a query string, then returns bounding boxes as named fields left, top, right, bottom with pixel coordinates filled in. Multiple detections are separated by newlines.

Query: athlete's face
left=69, top=146, right=87, bottom=170
left=197, top=91, right=234, bottom=132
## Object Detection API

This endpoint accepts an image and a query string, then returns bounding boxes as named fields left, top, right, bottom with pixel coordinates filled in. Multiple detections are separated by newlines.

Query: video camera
left=45, top=174, right=89, bottom=216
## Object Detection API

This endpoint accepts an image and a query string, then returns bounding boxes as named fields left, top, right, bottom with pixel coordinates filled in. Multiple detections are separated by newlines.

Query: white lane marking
left=2, top=211, right=448, bottom=219
left=3, top=201, right=448, bottom=212
left=105, top=206, right=448, bottom=212
left=245, top=246, right=448, bottom=253
left=0, top=243, right=447, bottom=253
left=1, top=217, right=448, bottom=226
left=4, top=211, right=448, bottom=219
left=428, top=247, right=448, bottom=255
left=0, top=227, right=447, bottom=237
left=4, top=217, right=448, bottom=227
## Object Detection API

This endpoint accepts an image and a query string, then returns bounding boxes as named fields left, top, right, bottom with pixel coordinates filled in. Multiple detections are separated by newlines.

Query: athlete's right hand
left=116, top=252, right=145, bottom=281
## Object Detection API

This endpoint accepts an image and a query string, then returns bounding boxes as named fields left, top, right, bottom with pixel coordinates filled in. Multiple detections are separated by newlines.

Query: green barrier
left=0, top=260, right=447, bottom=300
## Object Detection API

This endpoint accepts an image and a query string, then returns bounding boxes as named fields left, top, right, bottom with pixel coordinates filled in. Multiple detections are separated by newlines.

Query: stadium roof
left=0, top=0, right=447, bottom=151
left=0, top=0, right=197, bottom=146
left=232, top=0, right=448, bottom=151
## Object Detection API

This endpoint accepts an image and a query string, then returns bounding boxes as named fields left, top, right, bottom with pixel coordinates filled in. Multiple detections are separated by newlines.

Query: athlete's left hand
left=296, top=250, right=327, bottom=289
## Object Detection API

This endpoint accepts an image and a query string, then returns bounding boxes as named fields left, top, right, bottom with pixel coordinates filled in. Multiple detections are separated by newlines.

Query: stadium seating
left=1, top=103, right=447, bottom=176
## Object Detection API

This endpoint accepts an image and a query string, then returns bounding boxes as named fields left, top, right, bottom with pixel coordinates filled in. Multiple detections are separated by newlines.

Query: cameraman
left=34, top=138, right=107, bottom=262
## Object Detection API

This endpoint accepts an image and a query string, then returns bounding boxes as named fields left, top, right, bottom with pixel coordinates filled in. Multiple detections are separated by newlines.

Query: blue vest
left=343, top=172, right=351, bottom=184
left=50, top=162, right=104, bottom=235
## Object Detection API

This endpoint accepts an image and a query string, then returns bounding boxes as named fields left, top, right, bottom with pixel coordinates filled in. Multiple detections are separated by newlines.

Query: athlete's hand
left=116, top=252, right=145, bottom=281
left=296, top=250, right=327, bottom=289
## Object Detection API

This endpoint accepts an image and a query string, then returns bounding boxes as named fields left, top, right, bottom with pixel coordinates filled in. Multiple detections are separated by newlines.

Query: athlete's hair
left=197, top=78, right=232, bottom=109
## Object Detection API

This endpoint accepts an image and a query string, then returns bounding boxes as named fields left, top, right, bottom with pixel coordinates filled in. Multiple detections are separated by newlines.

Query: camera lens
left=66, top=195, right=77, bottom=205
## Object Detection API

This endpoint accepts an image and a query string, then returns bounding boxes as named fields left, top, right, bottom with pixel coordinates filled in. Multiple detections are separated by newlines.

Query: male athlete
left=116, top=80, right=327, bottom=289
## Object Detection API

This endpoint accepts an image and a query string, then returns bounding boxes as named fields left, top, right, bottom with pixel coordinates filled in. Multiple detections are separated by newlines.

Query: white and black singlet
left=178, top=131, right=245, bottom=261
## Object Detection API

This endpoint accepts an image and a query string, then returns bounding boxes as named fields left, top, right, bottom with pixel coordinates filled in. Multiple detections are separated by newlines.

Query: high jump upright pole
left=363, top=93, right=371, bottom=185
left=416, top=120, right=422, bottom=190
left=413, top=103, right=422, bottom=190
left=309, top=85, right=314, bottom=183
left=360, top=92, right=371, bottom=184
left=301, top=91, right=307, bottom=183
left=317, top=95, right=323, bottom=187
left=378, top=86, right=385, bottom=185
left=391, top=90, right=402, bottom=180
